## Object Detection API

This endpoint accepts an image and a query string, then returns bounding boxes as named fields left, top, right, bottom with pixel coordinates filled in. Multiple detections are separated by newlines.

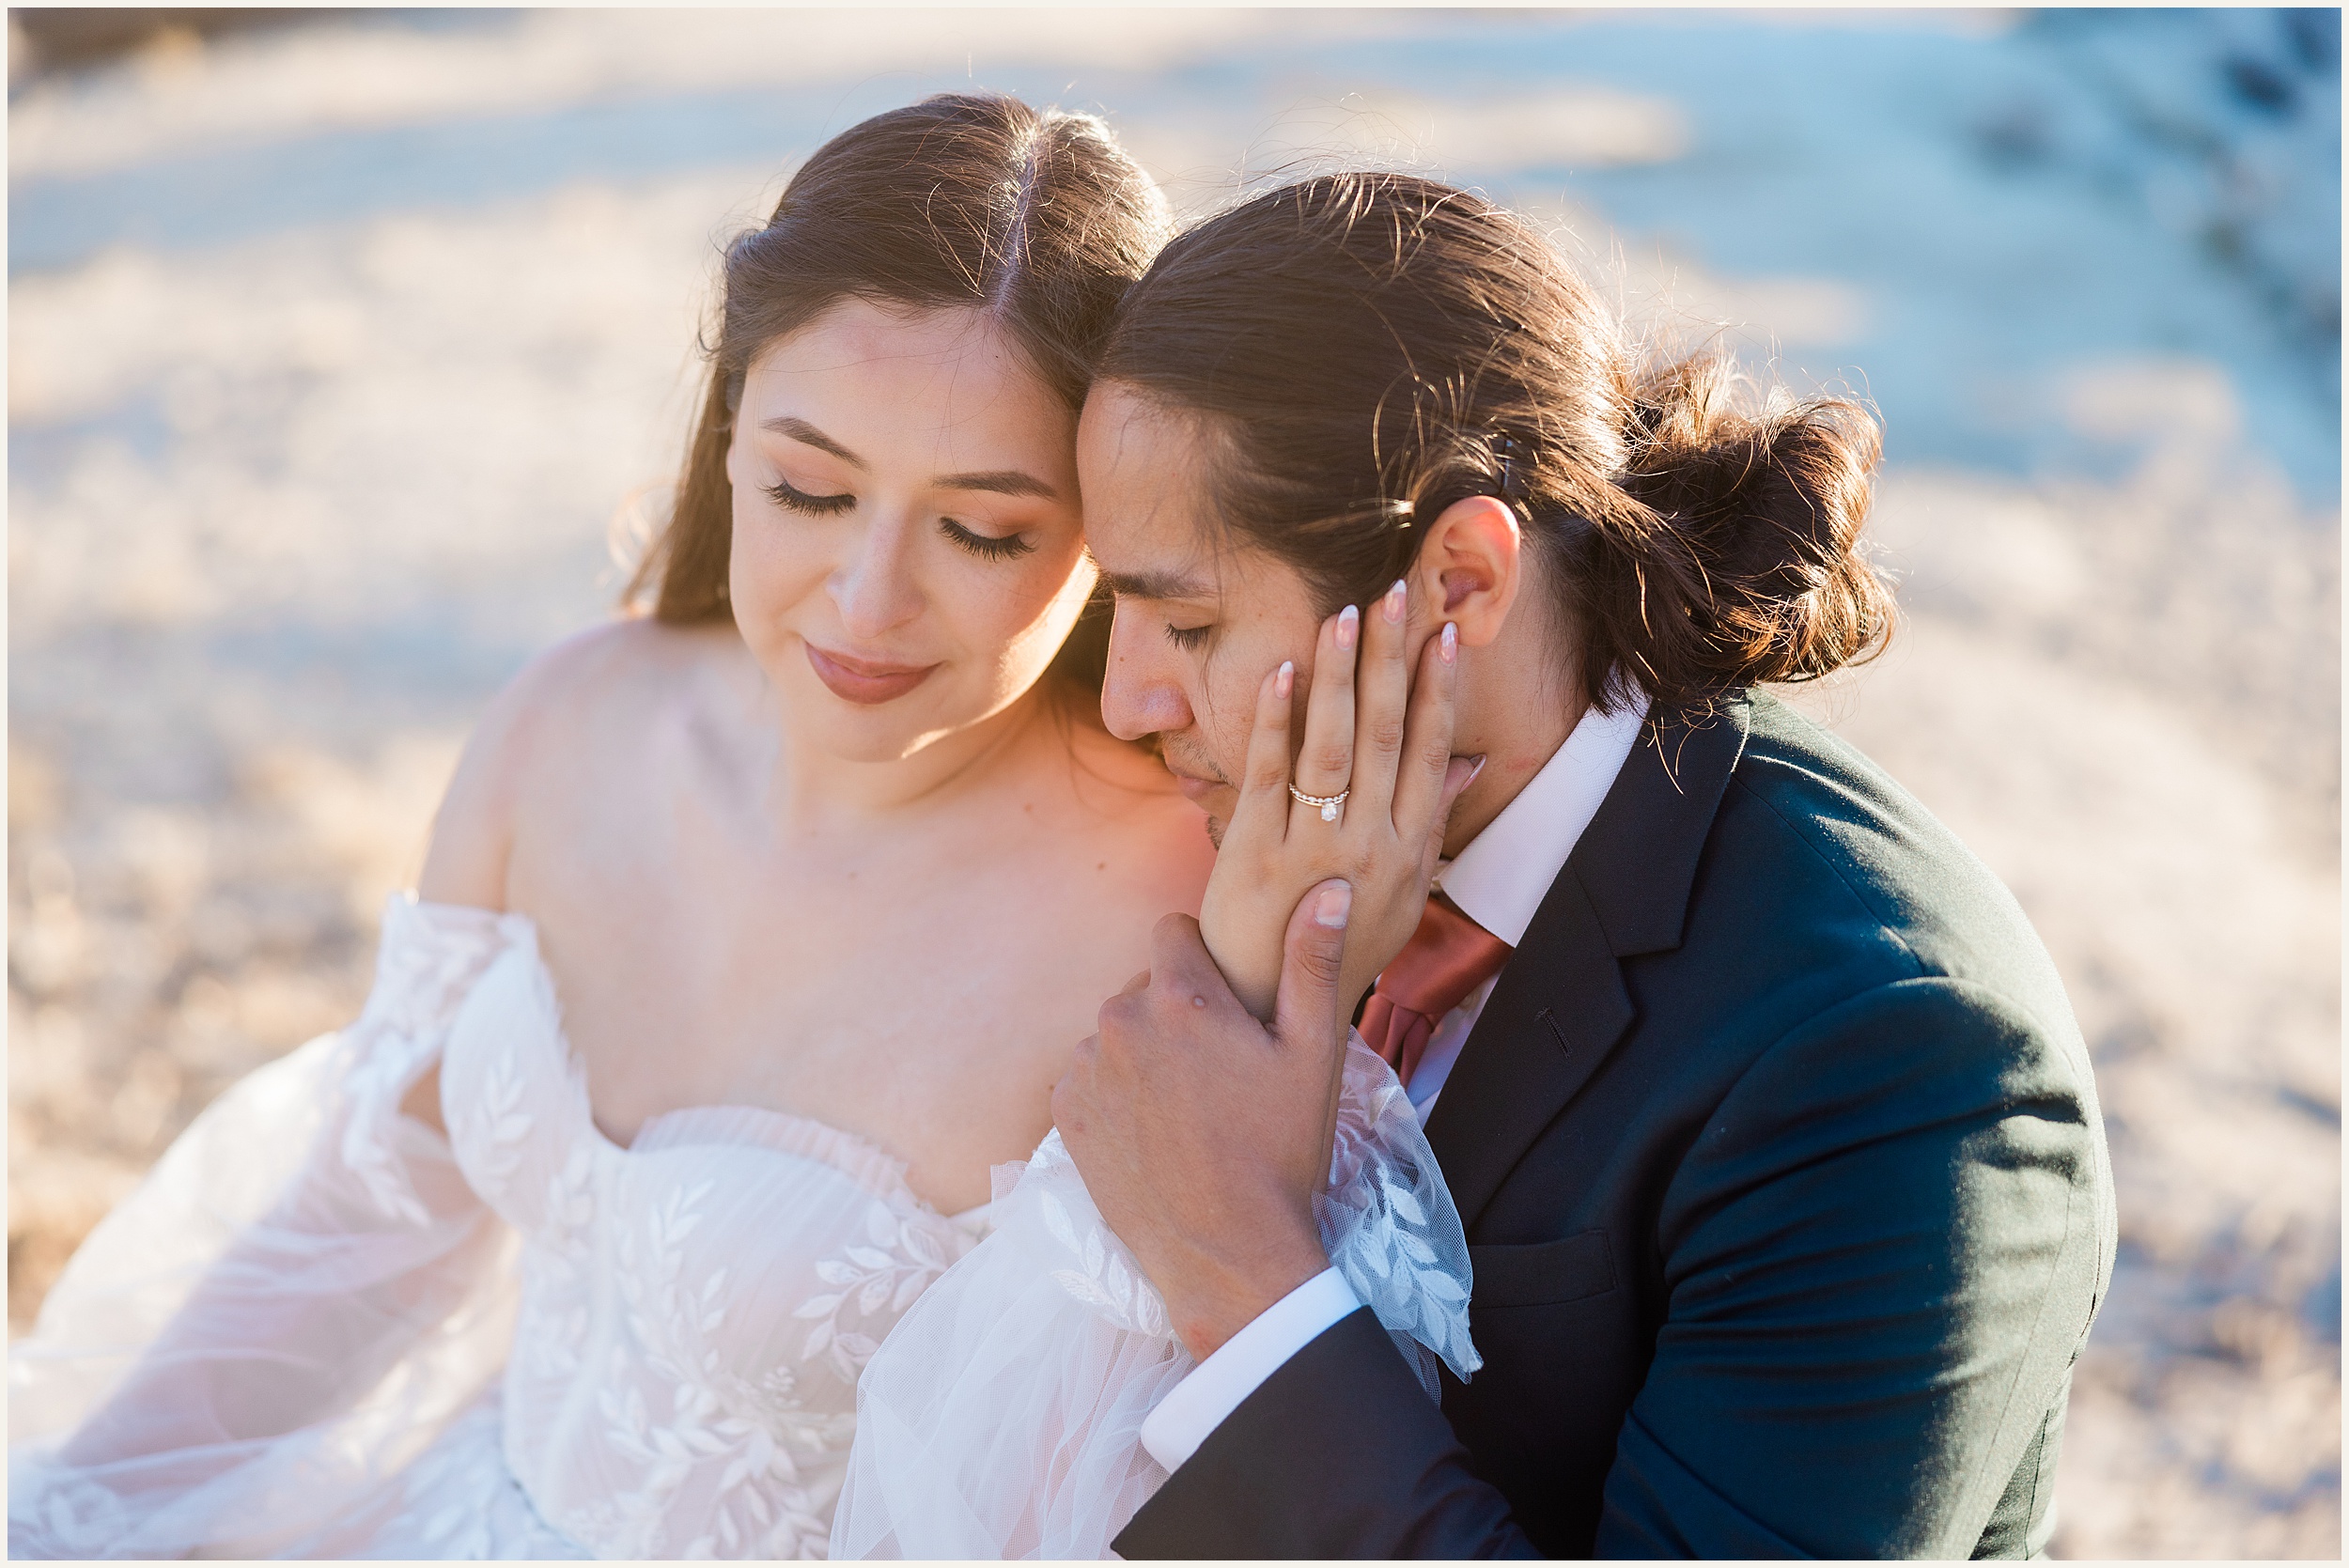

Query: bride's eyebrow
left=761, top=416, right=863, bottom=467
left=936, top=470, right=1058, bottom=500
left=758, top=417, right=1054, bottom=501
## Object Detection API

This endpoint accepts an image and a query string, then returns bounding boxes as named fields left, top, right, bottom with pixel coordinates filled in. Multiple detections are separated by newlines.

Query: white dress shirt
left=1139, top=693, right=1650, bottom=1474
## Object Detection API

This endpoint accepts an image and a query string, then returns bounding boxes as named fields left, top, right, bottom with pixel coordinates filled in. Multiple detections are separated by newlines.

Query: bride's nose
left=830, top=513, right=926, bottom=640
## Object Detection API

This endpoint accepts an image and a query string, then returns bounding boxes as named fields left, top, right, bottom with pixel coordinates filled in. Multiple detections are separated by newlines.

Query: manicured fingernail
left=1383, top=580, right=1408, bottom=623
left=1440, top=622, right=1458, bottom=662
left=1275, top=660, right=1294, bottom=699
left=1314, top=881, right=1353, bottom=928
left=1335, top=605, right=1359, bottom=650
left=1469, top=753, right=1488, bottom=782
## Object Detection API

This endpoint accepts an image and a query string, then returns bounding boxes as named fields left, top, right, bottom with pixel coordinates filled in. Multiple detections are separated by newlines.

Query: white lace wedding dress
left=9, top=896, right=991, bottom=1559
left=831, top=1034, right=1482, bottom=1560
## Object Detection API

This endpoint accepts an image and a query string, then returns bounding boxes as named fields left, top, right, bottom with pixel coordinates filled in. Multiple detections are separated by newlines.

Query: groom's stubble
left=1153, top=733, right=1237, bottom=848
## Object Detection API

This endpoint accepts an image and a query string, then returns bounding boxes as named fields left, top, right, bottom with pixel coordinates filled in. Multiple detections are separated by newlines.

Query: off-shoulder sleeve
left=8, top=895, right=525, bottom=1560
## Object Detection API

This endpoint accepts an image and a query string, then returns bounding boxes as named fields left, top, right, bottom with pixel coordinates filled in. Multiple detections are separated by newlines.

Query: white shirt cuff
left=1137, top=1266, right=1361, bottom=1474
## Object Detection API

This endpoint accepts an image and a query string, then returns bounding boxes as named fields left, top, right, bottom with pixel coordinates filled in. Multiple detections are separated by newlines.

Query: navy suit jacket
left=1114, top=691, right=2116, bottom=1559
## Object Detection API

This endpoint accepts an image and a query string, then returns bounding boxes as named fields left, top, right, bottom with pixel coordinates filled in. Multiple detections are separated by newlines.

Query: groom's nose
left=1099, top=606, right=1193, bottom=743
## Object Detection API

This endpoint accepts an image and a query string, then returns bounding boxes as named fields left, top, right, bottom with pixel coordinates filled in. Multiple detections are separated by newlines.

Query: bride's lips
left=802, top=642, right=940, bottom=706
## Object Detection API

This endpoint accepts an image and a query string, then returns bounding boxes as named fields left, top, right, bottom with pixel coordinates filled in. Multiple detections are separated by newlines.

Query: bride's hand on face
left=1199, top=578, right=1482, bottom=1021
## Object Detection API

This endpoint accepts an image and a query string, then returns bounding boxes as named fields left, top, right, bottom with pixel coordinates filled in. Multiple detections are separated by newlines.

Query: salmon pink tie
left=1359, top=893, right=1515, bottom=1085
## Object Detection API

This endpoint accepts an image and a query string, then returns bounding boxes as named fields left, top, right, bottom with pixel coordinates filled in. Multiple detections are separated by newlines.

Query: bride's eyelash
left=1164, top=623, right=1210, bottom=651
left=765, top=477, right=853, bottom=517
left=941, top=519, right=1035, bottom=562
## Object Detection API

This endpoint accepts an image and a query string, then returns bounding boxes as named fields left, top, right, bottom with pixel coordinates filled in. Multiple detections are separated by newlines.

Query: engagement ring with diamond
left=1288, top=784, right=1349, bottom=822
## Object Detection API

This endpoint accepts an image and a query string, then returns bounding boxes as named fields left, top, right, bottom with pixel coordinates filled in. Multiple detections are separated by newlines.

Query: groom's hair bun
left=1096, top=172, right=1893, bottom=714
left=630, top=92, right=1171, bottom=691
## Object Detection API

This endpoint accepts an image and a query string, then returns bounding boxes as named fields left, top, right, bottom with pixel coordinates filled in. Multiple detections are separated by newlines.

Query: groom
left=1052, top=387, right=2118, bottom=1558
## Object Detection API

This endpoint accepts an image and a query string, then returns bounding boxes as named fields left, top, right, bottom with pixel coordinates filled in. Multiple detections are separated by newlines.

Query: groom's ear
left=1411, top=495, right=1524, bottom=649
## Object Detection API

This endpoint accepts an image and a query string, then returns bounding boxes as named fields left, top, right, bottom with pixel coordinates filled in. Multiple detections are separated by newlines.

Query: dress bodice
left=422, top=902, right=988, bottom=1559
left=7, top=894, right=1473, bottom=1564
left=7, top=894, right=988, bottom=1560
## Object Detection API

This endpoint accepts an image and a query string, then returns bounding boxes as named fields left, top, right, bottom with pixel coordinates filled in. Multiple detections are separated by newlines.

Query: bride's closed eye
left=1164, top=622, right=1210, bottom=651
left=765, top=476, right=854, bottom=517
left=941, top=518, right=1036, bottom=562
left=766, top=477, right=1035, bottom=563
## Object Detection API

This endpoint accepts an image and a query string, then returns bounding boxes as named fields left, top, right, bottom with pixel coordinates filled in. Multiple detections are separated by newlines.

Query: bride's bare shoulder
left=1055, top=717, right=1218, bottom=915
left=417, top=617, right=744, bottom=907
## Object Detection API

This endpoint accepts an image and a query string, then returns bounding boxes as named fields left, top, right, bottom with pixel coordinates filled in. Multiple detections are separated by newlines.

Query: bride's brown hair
left=629, top=93, right=1170, bottom=689
left=1095, top=173, right=1892, bottom=714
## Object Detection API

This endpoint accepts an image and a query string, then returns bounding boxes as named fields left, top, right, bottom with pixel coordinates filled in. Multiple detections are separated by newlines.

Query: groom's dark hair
left=627, top=92, right=1170, bottom=692
left=1096, top=173, right=1893, bottom=714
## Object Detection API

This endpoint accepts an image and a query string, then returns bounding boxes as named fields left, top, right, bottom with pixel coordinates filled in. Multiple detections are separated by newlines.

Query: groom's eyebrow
left=1098, top=567, right=1210, bottom=601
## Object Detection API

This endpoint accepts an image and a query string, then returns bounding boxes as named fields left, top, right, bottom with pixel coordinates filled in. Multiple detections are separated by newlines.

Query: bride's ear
left=1409, top=495, right=1524, bottom=648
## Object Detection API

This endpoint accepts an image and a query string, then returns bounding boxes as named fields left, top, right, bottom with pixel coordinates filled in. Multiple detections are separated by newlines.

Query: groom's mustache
left=1151, top=736, right=1237, bottom=846
left=1153, top=736, right=1231, bottom=792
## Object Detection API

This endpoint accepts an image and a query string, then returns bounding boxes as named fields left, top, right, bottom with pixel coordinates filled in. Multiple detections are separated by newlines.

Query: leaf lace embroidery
left=599, top=1179, right=862, bottom=1558
left=1316, top=1041, right=1483, bottom=1384
left=1022, top=1134, right=1174, bottom=1340
left=1018, top=1043, right=1480, bottom=1382
left=792, top=1199, right=955, bottom=1382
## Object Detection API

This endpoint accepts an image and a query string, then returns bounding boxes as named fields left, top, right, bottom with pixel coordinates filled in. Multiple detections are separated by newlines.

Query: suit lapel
left=1423, top=694, right=1755, bottom=1228
left=1422, top=873, right=1632, bottom=1228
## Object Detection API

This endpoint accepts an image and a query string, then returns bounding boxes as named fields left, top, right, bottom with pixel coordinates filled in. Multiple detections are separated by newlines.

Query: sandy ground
left=8, top=9, right=2339, bottom=1557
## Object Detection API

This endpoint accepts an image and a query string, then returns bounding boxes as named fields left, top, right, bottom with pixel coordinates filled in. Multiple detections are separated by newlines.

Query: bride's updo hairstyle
left=1095, top=173, right=1891, bottom=712
left=630, top=93, right=1171, bottom=686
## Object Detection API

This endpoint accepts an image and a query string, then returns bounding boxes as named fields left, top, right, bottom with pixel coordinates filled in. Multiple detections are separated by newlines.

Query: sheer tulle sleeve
left=8, top=896, right=523, bottom=1560
left=831, top=1035, right=1479, bottom=1560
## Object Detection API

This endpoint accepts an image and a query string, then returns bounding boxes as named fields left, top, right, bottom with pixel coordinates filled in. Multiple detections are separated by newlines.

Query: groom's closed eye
left=1099, top=569, right=1218, bottom=645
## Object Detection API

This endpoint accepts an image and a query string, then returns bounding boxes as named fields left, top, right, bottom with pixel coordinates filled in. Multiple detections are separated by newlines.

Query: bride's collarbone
left=535, top=785, right=1174, bottom=970
left=531, top=875, right=1103, bottom=1142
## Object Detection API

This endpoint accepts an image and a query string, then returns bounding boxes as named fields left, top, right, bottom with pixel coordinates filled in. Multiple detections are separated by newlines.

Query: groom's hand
left=1053, top=879, right=1357, bottom=1363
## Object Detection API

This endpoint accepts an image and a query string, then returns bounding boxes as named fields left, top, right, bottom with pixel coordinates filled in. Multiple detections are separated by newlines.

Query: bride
left=8, top=93, right=1218, bottom=1560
